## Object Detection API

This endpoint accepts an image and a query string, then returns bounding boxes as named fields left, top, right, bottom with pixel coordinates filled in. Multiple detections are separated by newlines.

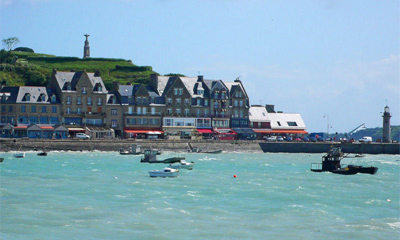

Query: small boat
left=37, top=152, right=47, bottom=156
left=169, top=160, right=195, bottom=170
left=141, top=150, right=184, bottom=164
left=187, top=143, right=222, bottom=154
left=0, top=157, right=4, bottom=163
left=13, top=152, right=25, bottom=158
left=149, top=167, right=179, bottom=178
left=119, top=144, right=143, bottom=155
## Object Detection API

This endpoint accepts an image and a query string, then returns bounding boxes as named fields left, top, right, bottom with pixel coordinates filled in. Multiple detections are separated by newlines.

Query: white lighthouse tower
left=382, top=105, right=391, bottom=143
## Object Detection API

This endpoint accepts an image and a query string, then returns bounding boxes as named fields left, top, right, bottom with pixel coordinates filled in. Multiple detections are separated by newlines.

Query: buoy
left=233, top=175, right=237, bottom=178
left=387, top=199, right=391, bottom=202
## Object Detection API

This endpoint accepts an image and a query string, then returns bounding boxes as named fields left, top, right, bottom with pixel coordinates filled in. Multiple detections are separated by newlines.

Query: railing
left=124, top=112, right=162, bottom=116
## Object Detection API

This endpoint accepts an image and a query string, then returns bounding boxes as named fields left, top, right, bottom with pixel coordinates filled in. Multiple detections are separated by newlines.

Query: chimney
left=197, top=75, right=204, bottom=82
left=265, top=104, right=275, bottom=113
left=150, top=73, right=158, bottom=89
left=94, top=70, right=101, bottom=77
left=52, top=68, right=57, bottom=75
left=0, top=80, right=6, bottom=90
left=234, top=77, right=241, bottom=83
left=112, top=81, right=119, bottom=91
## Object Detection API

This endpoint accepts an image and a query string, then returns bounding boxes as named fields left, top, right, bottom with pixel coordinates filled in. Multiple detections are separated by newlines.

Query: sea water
left=0, top=151, right=399, bottom=240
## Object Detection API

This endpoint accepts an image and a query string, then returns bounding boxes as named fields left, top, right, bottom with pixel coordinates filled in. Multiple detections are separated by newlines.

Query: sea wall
left=259, top=142, right=400, bottom=154
left=0, top=139, right=262, bottom=153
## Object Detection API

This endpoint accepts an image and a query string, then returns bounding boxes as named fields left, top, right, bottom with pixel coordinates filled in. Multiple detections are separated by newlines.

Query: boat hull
left=148, top=168, right=179, bottom=178
left=13, top=153, right=25, bottom=158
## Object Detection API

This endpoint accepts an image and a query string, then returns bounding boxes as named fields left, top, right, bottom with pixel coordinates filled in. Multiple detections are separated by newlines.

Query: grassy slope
left=0, top=50, right=157, bottom=89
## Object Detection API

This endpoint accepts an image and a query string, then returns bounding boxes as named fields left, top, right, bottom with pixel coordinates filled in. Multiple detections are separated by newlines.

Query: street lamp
left=323, top=114, right=329, bottom=139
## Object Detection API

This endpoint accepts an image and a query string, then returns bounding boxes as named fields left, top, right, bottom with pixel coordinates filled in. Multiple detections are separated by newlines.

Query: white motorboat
left=13, top=152, right=25, bottom=158
left=169, top=160, right=195, bottom=170
left=149, top=167, right=179, bottom=178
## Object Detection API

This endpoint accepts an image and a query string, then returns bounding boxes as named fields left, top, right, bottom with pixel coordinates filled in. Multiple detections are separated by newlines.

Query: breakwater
left=259, top=142, right=400, bottom=154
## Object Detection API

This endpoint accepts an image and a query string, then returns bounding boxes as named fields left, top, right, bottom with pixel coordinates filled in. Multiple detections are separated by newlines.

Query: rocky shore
left=0, top=138, right=263, bottom=153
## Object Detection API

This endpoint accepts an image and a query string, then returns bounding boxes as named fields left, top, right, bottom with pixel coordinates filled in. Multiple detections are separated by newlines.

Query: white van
left=359, top=136, right=372, bottom=142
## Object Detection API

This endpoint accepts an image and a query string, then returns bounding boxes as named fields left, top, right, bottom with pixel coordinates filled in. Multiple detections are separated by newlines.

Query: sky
left=0, top=0, right=399, bottom=133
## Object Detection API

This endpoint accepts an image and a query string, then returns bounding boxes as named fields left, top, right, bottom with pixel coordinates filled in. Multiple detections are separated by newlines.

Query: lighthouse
left=382, top=106, right=391, bottom=143
left=83, top=34, right=90, bottom=58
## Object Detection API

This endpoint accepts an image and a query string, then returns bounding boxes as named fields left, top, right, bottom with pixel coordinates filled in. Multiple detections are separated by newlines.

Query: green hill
left=0, top=49, right=157, bottom=90
left=329, top=126, right=400, bottom=142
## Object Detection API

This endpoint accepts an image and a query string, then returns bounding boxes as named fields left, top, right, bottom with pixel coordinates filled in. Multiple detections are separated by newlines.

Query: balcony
left=124, top=112, right=161, bottom=116
left=84, top=112, right=106, bottom=117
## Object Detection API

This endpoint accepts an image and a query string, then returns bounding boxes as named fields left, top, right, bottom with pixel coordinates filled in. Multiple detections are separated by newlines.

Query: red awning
left=253, top=129, right=308, bottom=134
left=40, top=126, right=54, bottom=130
left=197, top=129, right=213, bottom=134
left=214, top=128, right=236, bottom=134
left=14, top=126, right=28, bottom=129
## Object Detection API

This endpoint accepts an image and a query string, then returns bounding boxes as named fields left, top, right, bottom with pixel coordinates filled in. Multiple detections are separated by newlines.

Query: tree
left=2, top=37, right=20, bottom=51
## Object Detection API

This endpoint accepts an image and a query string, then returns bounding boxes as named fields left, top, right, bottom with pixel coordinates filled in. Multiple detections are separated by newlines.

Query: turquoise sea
left=1, top=151, right=399, bottom=240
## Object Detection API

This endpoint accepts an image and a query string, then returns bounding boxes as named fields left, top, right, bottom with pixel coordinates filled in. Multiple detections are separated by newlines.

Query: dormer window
left=82, top=86, right=87, bottom=94
left=98, top=86, right=102, bottom=92
left=67, top=84, right=72, bottom=91
left=51, top=95, right=56, bottom=103
left=40, top=94, right=46, bottom=102
left=26, top=94, right=31, bottom=102
left=197, top=89, right=204, bottom=95
left=112, top=96, right=116, bottom=104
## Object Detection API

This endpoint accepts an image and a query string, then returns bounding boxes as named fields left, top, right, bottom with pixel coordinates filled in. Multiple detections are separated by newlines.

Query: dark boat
left=0, top=157, right=4, bottom=163
left=37, top=152, right=47, bottom=156
left=311, top=146, right=378, bottom=175
left=140, top=149, right=183, bottom=164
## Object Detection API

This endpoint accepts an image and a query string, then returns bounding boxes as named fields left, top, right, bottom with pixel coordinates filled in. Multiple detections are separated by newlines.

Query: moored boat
left=141, top=149, right=184, bottom=164
left=13, top=152, right=25, bottom=158
left=149, top=167, right=179, bottom=178
left=169, top=160, right=195, bottom=170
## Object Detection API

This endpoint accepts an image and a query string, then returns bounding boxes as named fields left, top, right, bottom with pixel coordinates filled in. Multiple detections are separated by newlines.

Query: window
left=82, top=87, right=87, bottom=94
left=67, top=84, right=71, bottom=91
left=51, top=95, right=56, bottom=103
left=277, top=121, right=281, bottom=126
left=151, top=107, right=156, bottom=115
left=50, top=117, right=59, bottom=124
left=176, top=108, right=181, bottom=114
left=176, top=98, right=181, bottom=104
left=111, top=119, right=117, bottom=127
left=126, top=118, right=136, bottom=125
left=128, top=107, right=133, bottom=114
left=97, top=97, right=102, bottom=105
left=196, top=99, right=201, bottom=105
left=137, top=97, right=141, bottom=105
left=167, top=108, right=172, bottom=115
left=77, top=96, right=82, bottom=105
left=66, top=107, right=71, bottom=114
left=128, top=96, right=133, bottom=104
left=66, top=96, right=71, bottom=104
left=137, top=107, right=141, bottom=115
left=204, top=109, right=209, bottom=116
left=112, top=97, right=116, bottom=104
left=42, top=106, right=46, bottom=113
left=165, top=119, right=173, bottom=126
left=31, top=106, right=36, bottom=113
left=87, top=97, right=92, bottom=105
left=173, top=88, right=178, bottom=95
left=185, top=99, right=190, bottom=105
left=52, top=106, right=57, bottom=113
left=221, top=92, right=226, bottom=99
left=214, top=101, right=218, bottom=109
left=97, top=86, right=102, bottom=92
left=21, top=105, right=26, bottom=113
left=185, top=109, right=190, bottom=115
left=234, top=100, right=238, bottom=106
left=26, top=94, right=31, bottom=101
left=214, top=92, right=218, bottom=99
left=287, top=122, right=298, bottom=126
left=198, top=89, right=204, bottom=95
left=41, top=94, right=46, bottom=102
left=196, top=109, right=201, bottom=117
left=77, top=107, right=82, bottom=114
left=178, top=88, right=183, bottom=95
left=205, top=99, right=208, bottom=106
left=167, top=98, right=172, bottom=105
left=240, top=100, right=243, bottom=106
left=142, top=107, right=147, bottom=115
left=111, top=109, right=118, bottom=116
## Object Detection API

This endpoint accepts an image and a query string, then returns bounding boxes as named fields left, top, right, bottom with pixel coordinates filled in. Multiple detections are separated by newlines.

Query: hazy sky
left=1, top=0, right=399, bottom=133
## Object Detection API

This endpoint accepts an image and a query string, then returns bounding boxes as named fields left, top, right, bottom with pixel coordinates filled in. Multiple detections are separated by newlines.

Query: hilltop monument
left=382, top=105, right=391, bottom=143
left=83, top=34, right=90, bottom=58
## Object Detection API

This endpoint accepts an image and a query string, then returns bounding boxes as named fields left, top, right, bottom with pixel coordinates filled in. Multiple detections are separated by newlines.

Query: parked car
left=317, top=137, right=325, bottom=142
left=359, top=136, right=372, bottom=142
left=295, top=138, right=302, bottom=141
left=76, top=133, right=90, bottom=140
left=310, top=137, right=317, bottom=142
left=302, top=137, right=309, bottom=142
left=277, top=136, right=284, bottom=141
left=285, top=136, right=293, bottom=141
left=266, top=136, right=277, bottom=141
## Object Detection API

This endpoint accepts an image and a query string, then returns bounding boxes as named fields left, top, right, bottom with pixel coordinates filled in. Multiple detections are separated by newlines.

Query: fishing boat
left=148, top=168, right=179, bottom=178
left=140, top=149, right=184, bottom=164
left=169, top=160, right=195, bottom=170
left=0, top=157, right=4, bottom=163
left=311, top=146, right=378, bottom=175
left=37, top=144, right=47, bottom=156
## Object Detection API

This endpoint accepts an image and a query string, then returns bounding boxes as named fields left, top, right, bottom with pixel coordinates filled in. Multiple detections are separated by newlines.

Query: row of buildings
left=0, top=70, right=307, bottom=140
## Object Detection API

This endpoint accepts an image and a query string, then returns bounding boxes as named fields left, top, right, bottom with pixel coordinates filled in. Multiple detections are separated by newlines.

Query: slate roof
left=1, top=86, right=60, bottom=104
left=54, top=71, right=107, bottom=93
